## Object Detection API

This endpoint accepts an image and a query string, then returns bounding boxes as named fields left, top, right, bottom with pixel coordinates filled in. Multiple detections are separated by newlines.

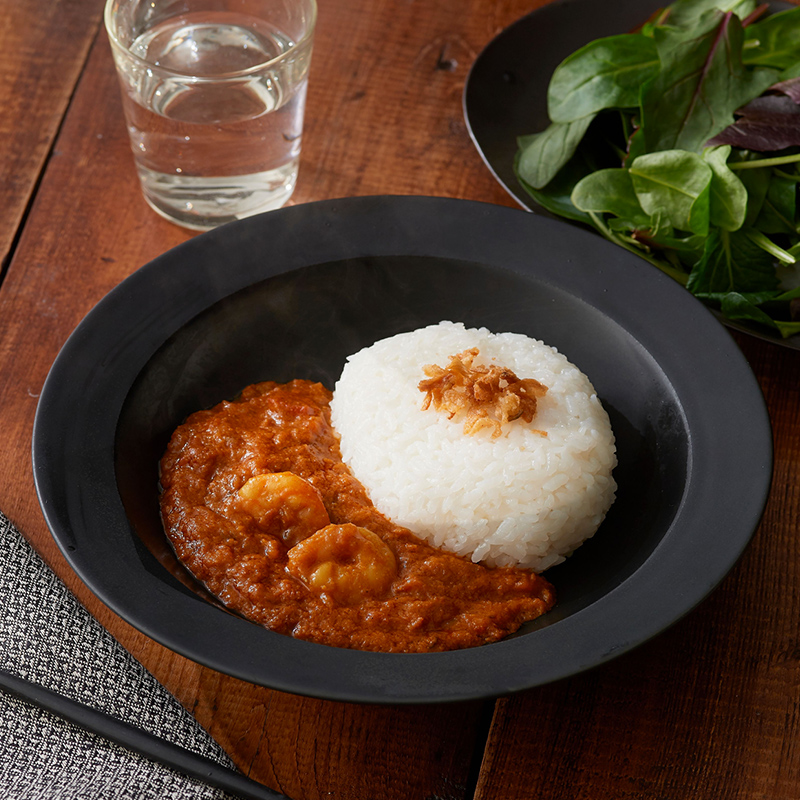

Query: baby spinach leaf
left=703, top=145, right=748, bottom=230
left=704, top=286, right=800, bottom=336
left=687, top=227, right=779, bottom=292
left=735, top=162, right=771, bottom=223
left=754, top=174, right=798, bottom=234
left=743, top=6, right=800, bottom=69
left=547, top=34, right=659, bottom=123
left=629, top=150, right=713, bottom=235
left=781, top=286, right=800, bottom=298
left=710, top=290, right=800, bottom=336
left=667, top=0, right=757, bottom=28
left=571, top=168, right=650, bottom=223
left=641, top=10, right=778, bottom=153
left=638, top=230, right=707, bottom=261
left=516, top=115, right=595, bottom=189
left=625, top=133, right=647, bottom=165
left=607, top=217, right=653, bottom=233
left=614, top=224, right=705, bottom=272
left=514, top=150, right=593, bottom=223
left=720, top=291, right=785, bottom=329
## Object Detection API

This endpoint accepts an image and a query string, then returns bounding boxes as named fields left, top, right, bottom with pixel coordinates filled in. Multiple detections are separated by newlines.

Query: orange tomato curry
left=159, top=380, right=555, bottom=652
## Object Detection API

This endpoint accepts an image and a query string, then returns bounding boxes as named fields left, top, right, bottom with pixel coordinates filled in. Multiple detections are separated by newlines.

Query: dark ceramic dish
left=463, top=0, right=800, bottom=351
left=33, top=196, right=772, bottom=703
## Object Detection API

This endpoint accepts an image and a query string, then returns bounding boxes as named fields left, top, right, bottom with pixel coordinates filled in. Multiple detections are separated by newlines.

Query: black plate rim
left=32, top=195, right=773, bottom=704
left=462, top=0, right=800, bottom=352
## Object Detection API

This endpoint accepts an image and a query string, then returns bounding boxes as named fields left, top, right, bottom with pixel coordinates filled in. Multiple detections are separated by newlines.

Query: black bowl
left=32, top=196, right=772, bottom=703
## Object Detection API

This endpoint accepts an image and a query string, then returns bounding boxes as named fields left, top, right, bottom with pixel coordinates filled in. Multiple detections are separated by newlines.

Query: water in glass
left=117, top=11, right=310, bottom=229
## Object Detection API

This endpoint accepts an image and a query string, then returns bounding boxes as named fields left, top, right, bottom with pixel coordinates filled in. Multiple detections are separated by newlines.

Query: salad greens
left=514, top=0, right=800, bottom=338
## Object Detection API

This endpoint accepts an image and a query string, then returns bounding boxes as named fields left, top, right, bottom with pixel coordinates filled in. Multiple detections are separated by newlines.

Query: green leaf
left=721, top=291, right=784, bottom=329
left=514, top=150, right=593, bottom=223
left=516, top=113, right=629, bottom=220
left=516, top=115, right=595, bottom=189
left=701, top=285, right=800, bottom=337
left=776, top=61, right=800, bottom=82
left=698, top=287, right=799, bottom=305
left=754, top=175, right=798, bottom=235
left=745, top=229, right=796, bottom=264
left=629, top=150, right=713, bottom=235
left=743, top=6, right=800, bottom=69
left=687, top=228, right=779, bottom=293
left=608, top=208, right=668, bottom=233
left=735, top=163, right=771, bottom=225
left=625, top=132, right=647, bottom=166
left=641, top=10, right=779, bottom=153
left=547, top=34, right=660, bottom=123
left=774, top=320, right=800, bottom=337
left=666, top=0, right=757, bottom=28
left=703, top=145, right=747, bottom=230
left=775, top=287, right=800, bottom=302
left=634, top=228, right=706, bottom=258
left=571, top=168, right=649, bottom=223
left=706, top=290, right=800, bottom=337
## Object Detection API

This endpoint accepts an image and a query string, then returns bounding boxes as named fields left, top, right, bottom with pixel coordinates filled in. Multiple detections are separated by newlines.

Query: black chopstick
left=0, top=669, right=289, bottom=800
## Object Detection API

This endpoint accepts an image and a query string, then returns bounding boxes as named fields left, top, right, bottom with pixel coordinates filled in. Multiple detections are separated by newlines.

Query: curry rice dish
left=159, top=322, right=617, bottom=652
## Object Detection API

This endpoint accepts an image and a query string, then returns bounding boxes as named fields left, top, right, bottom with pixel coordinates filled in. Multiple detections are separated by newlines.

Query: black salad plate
left=463, top=0, right=666, bottom=214
left=463, top=0, right=800, bottom=351
left=33, top=196, right=773, bottom=704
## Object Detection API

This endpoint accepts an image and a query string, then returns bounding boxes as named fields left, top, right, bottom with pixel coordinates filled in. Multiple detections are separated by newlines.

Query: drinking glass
left=105, top=0, right=316, bottom=230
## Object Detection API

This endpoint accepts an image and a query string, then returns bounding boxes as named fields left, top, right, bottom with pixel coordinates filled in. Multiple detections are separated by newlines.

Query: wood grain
left=0, top=0, right=106, bottom=271
left=293, top=0, right=524, bottom=207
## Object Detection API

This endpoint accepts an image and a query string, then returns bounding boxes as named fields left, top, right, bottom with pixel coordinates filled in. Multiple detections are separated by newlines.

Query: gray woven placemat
left=0, top=510, right=241, bottom=799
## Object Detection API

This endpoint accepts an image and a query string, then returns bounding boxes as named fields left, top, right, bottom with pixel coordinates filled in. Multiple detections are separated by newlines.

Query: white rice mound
left=329, top=321, right=617, bottom=572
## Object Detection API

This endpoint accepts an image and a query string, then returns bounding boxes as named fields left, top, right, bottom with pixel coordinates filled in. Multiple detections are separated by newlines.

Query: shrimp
left=286, top=524, right=397, bottom=605
left=237, top=472, right=330, bottom=548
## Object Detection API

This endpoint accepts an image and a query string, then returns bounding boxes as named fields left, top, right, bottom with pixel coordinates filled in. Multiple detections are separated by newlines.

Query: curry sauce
left=159, top=380, right=555, bottom=652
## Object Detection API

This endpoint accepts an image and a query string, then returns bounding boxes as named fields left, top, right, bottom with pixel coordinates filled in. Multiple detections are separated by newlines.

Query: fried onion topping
left=418, top=348, right=548, bottom=438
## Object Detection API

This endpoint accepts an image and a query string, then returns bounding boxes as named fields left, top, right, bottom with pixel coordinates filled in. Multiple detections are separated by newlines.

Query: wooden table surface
left=2, top=0, right=799, bottom=797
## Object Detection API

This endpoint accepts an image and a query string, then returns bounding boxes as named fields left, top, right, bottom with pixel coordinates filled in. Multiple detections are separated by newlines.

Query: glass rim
left=103, top=0, right=317, bottom=80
